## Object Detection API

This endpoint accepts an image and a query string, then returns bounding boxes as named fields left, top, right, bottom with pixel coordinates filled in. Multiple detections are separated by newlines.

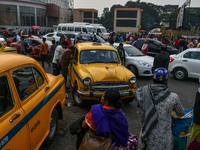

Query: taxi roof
left=0, top=52, right=38, bottom=73
left=75, top=42, right=117, bottom=51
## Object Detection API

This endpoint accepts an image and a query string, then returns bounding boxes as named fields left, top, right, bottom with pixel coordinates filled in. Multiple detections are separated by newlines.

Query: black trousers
left=40, top=54, right=49, bottom=67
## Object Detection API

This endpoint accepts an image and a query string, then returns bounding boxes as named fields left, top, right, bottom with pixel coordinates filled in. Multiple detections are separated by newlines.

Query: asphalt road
left=39, top=61, right=200, bottom=150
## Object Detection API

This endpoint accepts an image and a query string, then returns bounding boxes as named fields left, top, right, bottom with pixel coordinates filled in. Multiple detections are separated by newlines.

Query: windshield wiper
left=106, top=61, right=119, bottom=63
left=87, top=61, right=105, bottom=64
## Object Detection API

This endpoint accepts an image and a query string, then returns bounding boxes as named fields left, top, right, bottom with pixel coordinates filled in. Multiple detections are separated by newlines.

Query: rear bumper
left=77, top=90, right=135, bottom=97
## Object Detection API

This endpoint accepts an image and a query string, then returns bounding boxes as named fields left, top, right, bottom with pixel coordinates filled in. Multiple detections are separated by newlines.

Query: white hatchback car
left=43, top=33, right=54, bottom=41
left=52, top=32, right=78, bottom=44
left=169, top=48, right=200, bottom=80
left=113, top=43, right=154, bottom=77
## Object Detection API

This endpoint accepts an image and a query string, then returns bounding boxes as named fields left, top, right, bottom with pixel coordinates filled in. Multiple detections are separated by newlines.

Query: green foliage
left=98, top=1, right=165, bottom=31
left=169, top=8, right=200, bottom=30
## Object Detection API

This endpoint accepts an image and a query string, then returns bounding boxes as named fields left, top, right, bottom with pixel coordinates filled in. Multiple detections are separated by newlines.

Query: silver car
left=114, top=43, right=154, bottom=77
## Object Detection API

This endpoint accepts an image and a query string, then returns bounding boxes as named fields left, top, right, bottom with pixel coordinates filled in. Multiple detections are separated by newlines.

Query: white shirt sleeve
left=53, top=46, right=61, bottom=63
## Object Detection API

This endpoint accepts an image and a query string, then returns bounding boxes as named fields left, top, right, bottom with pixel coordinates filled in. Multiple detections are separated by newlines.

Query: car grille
left=91, top=82, right=129, bottom=91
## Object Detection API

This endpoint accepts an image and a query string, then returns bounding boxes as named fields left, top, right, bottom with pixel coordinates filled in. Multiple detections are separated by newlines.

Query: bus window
left=97, top=28, right=102, bottom=33
left=62, top=27, right=67, bottom=31
left=58, top=26, right=61, bottom=31
left=68, top=27, right=74, bottom=31
left=83, top=28, right=87, bottom=33
left=75, top=27, right=81, bottom=32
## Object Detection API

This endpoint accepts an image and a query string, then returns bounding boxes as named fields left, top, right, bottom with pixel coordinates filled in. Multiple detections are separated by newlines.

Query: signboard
left=137, top=25, right=141, bottom=29
left=184, top=0, right=191, bottom=6
left=176, top=5, right=185, bottom=29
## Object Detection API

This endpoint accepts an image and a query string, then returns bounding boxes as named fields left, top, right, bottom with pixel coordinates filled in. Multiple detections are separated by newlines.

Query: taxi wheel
left=44, top=108, right=58, bottom=145
left=122, top=97, right=134, bottom=104
left=72, top=84, right=85, bottom=107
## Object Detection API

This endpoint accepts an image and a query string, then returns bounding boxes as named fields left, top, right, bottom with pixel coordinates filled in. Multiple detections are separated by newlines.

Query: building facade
left=73, top=9, right=98, bottom=24
left=0, top=0, right=72, bottom=30
left=114, top=8, right=143, bottom=33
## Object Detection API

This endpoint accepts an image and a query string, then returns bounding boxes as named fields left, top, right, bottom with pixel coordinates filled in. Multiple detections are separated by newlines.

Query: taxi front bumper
left=77, top=90, right=135, bottom=97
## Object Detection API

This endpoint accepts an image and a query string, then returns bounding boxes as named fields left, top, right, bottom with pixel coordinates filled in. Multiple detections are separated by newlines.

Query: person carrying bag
left=79, top=89, right=138, bottom=150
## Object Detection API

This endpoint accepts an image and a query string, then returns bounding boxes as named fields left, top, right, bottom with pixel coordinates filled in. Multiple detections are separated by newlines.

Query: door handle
left=45, top=86, right=50, bottom=92
left=10, top=113, right=21, bottom=123
left=182, top=60, right=188, bottom=62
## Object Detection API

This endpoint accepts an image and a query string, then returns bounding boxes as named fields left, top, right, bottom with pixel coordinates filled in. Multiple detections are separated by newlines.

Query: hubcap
left=175, top=70, right=184, bottom=79
left=49, top=113, right=56, bottom=138
left=74, top=87, right=82, bottom=104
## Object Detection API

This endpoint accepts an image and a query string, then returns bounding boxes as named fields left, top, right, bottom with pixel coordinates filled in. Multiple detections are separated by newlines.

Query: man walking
left=153, top=45, right=170, bottom=71
left=20, top=36, right=26, bottom=55
left=40, top=38, right=50, bottom=68
left=135, top=68, right=184, bottom=150
left=61, top=45, right=75, bottom=89
left=66, top=36, right=72, bottom=49
left=117, top=43, right=126, bottom=65
left=50, top=40, right=57, bottom=61
left=141, top=39, right=148, bottom=55
left=52, top=41, right=68, bottom=76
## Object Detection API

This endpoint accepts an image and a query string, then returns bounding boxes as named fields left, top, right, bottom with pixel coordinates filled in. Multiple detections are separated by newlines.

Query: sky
left=74, top=0, right=200, bottom=16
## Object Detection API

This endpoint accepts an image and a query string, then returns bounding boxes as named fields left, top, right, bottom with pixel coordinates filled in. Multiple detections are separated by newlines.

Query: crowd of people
left=3, top=28, right=54, bottom=39
left=162, top=35, right=200, bottom=52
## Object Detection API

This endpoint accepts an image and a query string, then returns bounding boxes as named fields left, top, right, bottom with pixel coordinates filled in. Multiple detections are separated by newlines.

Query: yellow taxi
left=68, top=42, right=136, bottom=107
left=0, top=41, right=17, bottom=53
left=0, top=52, right=66, bottom=150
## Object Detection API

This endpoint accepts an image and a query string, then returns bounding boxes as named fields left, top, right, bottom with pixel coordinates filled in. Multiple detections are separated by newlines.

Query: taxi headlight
left=129, top=76, right=136, bottom=84
left=83, top=77, right=91, bottom=85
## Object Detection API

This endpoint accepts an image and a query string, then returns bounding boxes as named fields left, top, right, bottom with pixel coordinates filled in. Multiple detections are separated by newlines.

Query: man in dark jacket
left=117, top=43, right=126, bottom=65
left=61, top=45, right=75, bottom=89
left=153, top=45, right=170, bottom=72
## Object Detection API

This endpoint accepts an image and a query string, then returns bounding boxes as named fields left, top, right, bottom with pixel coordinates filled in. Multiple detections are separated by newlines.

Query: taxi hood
left=80, top=64, right=128, bottom=82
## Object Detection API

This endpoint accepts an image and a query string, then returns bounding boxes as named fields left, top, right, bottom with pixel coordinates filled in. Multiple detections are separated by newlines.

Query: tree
left=169, top=8, right=200, bottom=30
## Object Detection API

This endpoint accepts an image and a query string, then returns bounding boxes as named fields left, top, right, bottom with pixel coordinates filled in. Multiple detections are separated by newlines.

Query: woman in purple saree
left=81, top=89, right=129, bottom=147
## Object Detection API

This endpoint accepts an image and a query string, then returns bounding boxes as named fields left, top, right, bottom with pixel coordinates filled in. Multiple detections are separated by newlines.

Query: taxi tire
left=122, top=97, right=134, bottom=104
left=44, top=108, right=58, bottom=145
left=72, top=84, right=85, bottom=107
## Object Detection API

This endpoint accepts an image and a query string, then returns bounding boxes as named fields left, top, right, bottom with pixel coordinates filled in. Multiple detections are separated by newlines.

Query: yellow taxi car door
left=0, top=73, right=30, bottom=150
left=69, top=48, right=78, bottom=86
left=11, top=66, right=49, bottom=150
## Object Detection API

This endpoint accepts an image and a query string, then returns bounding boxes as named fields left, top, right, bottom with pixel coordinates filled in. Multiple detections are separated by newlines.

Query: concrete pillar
left=17, top=5, right=20, bottom=26
left=35, top=7, right=37, bottom=26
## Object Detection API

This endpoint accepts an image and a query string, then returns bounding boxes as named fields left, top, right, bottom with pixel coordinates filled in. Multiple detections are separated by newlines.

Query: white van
left=57, top=23, right=95, bottom=34
left=90, top=24, right=110, bottom=40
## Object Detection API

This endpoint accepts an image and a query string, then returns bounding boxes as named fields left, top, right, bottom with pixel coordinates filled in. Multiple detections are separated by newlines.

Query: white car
left=0, top=37, right=6, bottom=46
left=52, top=32, right=78, bottom=44
left=113, top=43, right=154, bottom=77
left=43, top=33, right=55, bottom=41
left=169, top=48, right=200, bottom=80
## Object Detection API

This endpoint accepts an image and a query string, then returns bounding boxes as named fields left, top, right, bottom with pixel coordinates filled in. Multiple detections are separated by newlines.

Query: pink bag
left=187, top=133, right=200, bottom=150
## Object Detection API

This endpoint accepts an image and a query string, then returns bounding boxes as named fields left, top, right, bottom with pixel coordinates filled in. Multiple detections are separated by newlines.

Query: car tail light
left=170, top=57, right=174, bottom=63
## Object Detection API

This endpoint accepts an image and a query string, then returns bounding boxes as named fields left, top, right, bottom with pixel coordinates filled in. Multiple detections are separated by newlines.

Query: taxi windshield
left=79, top=49, right=120, bottom=64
